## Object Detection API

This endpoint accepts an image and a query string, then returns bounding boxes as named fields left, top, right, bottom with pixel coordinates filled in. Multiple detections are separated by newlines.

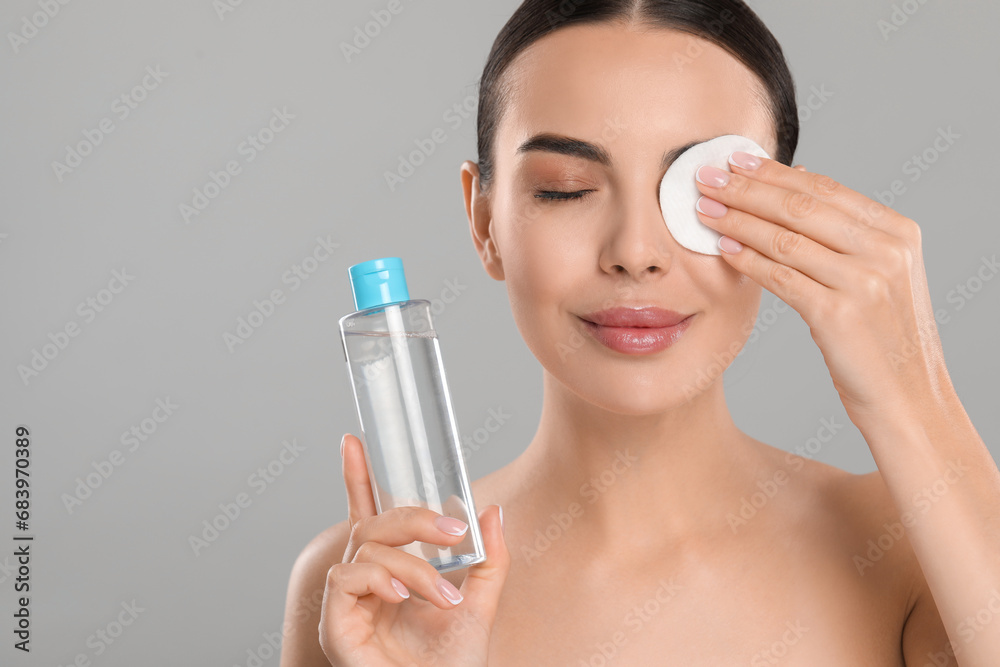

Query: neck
left=512, top=369, right=766, bottom=559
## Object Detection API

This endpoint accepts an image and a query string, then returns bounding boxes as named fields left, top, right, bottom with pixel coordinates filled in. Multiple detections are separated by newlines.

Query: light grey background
left=1, top=1, right=997, bottom=664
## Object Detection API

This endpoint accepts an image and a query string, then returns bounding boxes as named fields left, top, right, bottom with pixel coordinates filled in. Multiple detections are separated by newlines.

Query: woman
left=282, top=1, right=999, bottom=664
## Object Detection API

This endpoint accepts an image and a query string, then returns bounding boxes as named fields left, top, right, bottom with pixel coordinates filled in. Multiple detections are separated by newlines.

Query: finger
left=452, top=505, right=511, bottom=628
left=697, top=198, right=845, bottom=290
left=696, top=161, right=869, bottom=256
left=320, top=561, right=409, bottom=643
left=342, top=433, right=377, bottom=528
left=793, top=164, right=807, bottom=172
left=727, top=155, right=899, bottom=236
left=350, top=541, right=468, bottom=610
left=711, top=241, right=827, bottom=323
left=344, top=505, right=472, bottom=563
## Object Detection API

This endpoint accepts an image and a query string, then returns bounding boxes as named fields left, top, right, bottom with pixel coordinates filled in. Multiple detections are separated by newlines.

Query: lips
left=577, top=307, right=694, bottom=355
left=579, top=307, right=691, bottom=328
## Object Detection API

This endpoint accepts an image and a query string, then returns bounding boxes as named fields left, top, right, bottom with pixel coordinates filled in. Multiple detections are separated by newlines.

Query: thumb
left=455, top=504, right=510, bottom=627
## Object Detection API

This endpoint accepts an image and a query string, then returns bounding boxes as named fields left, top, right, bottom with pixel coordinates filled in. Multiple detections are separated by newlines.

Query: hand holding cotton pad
left=659, top=134, right=770, bottom=255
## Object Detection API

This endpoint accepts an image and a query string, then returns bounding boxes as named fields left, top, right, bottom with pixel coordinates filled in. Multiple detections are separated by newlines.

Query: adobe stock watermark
left=0, top=555, right=17, bottom=585
left=673, top=8, right=738, bottom=72
left=887, top=253, right=998, bottom=372
left=877, top=0, right=935, bottom=41
left=678, top=334, right=747, bottom=401
left=55, top=600, right=145, bottom=667
left=735, top=293, right=794, bottom=364
left=179, top=106, right=295, bottom=224
left=579, top=578, right=683, bottom=667
left=521, top=447, right=639, bottom=566
left=726, top=416, right=845, bottom=533
left=795, top=83, right=834, bottom=124
left=384, top=89, right=478, bottom=192
left=750, top=619, right=810, bottom=666
left=340, top=0, right=416, bottom=63
left=853, top=458, right=969, bottom=575
left=677, top=275, right=809, bottom=402
left=922, top=588, right=1000, bottom=665
left=188, top=438, right=306, bottom=556
left=213, top=0, right=249, bottom=22
left=233, top=586, right=326, bottom=667
left=414, top=406, right=512, bottom=503
left=61, top=397, right=180, bottom=514
left=7, top=0, right=75, bottom=55
left=223, top=235, right=340, bottom=352
left=51, top=65, right=168, bottom=183
left=17, top=267, right=136, bottom=387
left=871, top=126, right=959, bottom=210
left=540, top=0, right=587, bottom=27
left=839, top=126, right=961, bottom=252
left=457, top=406, right=510, bottom=462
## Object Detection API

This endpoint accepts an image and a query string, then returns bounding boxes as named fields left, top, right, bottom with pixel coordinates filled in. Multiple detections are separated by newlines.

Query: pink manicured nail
left=729, top=151, right=761, bottom=170
left=435, top=516, right=469, bottom=536
left=437, top=577, right=464, bottom=605
left=695, top=165, right=730, bottom=187
left=695, top=196, right=728, bottom=218
left=390, top=577, right=410, bottom=599
left=718, top=236, right=743, bottom=254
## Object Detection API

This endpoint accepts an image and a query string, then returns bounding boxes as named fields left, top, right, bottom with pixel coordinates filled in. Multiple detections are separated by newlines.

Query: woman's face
left=469, top=23, right=779, bottom=415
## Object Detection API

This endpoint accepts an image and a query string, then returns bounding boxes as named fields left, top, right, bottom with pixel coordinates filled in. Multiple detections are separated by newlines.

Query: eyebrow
left=515, top=132, right=713, bottom=171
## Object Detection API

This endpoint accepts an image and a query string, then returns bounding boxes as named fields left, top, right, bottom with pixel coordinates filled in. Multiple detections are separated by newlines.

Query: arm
left=280, top=521, right=351, bottom=667
left=862, top=392, right=1000, bottom=666
left=690, top=153, right=999, bottom=664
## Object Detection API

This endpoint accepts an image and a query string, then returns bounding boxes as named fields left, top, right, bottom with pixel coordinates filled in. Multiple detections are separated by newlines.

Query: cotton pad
left=659, top=134, right=771, bottom=255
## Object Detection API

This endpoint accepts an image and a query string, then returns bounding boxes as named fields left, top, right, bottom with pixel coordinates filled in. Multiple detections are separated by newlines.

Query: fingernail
left=499, top=505, right=505, bottom=534
left=729, top=151, right=761, bottom=170
left=718, top=235, right=743, bottom=254
left=695, top=165, right=730, bottom=188
left=437, top=577, right=463, bottom=605
left=390, top=577, right=410, bottom=599
left=340, top=434, right=347, bottom=457
left=435, top=516, right=468, bottom=536
left=695, top=196, right=727, bottom=218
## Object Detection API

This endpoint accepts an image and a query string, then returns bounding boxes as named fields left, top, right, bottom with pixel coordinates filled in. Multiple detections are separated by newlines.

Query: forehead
left=495, top=22, right=775, bottom=162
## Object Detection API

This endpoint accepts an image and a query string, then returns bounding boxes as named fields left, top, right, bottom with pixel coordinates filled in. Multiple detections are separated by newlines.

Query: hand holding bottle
left=319, top=434, right=510, bottom=666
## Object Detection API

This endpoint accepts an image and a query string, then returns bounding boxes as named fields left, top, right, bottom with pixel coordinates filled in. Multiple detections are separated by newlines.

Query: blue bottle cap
left=348, top=257, right=410, bottom=311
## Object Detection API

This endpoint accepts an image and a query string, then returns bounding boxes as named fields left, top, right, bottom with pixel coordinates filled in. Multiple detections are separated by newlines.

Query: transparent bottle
left=338, top=257, right=486, bottom=573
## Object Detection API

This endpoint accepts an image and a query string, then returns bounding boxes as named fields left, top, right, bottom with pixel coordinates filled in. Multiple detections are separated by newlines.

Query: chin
left=560, top=359, right=710, bottom=415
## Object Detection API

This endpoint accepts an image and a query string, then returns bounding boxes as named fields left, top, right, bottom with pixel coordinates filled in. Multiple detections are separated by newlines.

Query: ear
left=460, top=160, right=504, bottom=281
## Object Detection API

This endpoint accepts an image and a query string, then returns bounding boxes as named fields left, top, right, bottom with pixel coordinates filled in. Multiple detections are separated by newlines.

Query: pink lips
left=578, top=307, right=694, bottom=355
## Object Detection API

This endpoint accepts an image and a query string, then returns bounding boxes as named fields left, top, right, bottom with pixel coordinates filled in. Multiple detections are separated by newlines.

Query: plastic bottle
left=338, top=257, right=487, bottom=573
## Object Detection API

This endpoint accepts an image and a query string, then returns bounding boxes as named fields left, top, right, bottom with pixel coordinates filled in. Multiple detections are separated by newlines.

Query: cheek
left=496, top=195, right=592, bottom=309
left=504, top=227, right=584, bottom=324
left=499, top=222, right=594, bottom=360
left=701, top=271, right=762, bottom=348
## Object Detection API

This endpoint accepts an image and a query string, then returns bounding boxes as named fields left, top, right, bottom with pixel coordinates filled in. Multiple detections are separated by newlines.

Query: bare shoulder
left=775, top=447, right=956, bottom=657
left=279, top=520, right=352, bottom=667
left=754, top=441, right=922, bottom=587
left=756, top=439, right=959, bottom=660
left=825, top=466, right=922, bottom=581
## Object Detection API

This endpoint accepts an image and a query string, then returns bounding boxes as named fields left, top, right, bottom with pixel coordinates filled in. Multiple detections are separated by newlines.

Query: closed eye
left=534, top=189, right=595, bottom=201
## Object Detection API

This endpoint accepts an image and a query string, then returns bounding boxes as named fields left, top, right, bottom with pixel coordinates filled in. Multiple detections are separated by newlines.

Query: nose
left=598, top=183, right=676, bottom=279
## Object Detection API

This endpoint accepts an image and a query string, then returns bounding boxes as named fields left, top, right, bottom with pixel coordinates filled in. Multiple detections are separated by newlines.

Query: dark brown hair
left=474, top=0, right=799, bottom=193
